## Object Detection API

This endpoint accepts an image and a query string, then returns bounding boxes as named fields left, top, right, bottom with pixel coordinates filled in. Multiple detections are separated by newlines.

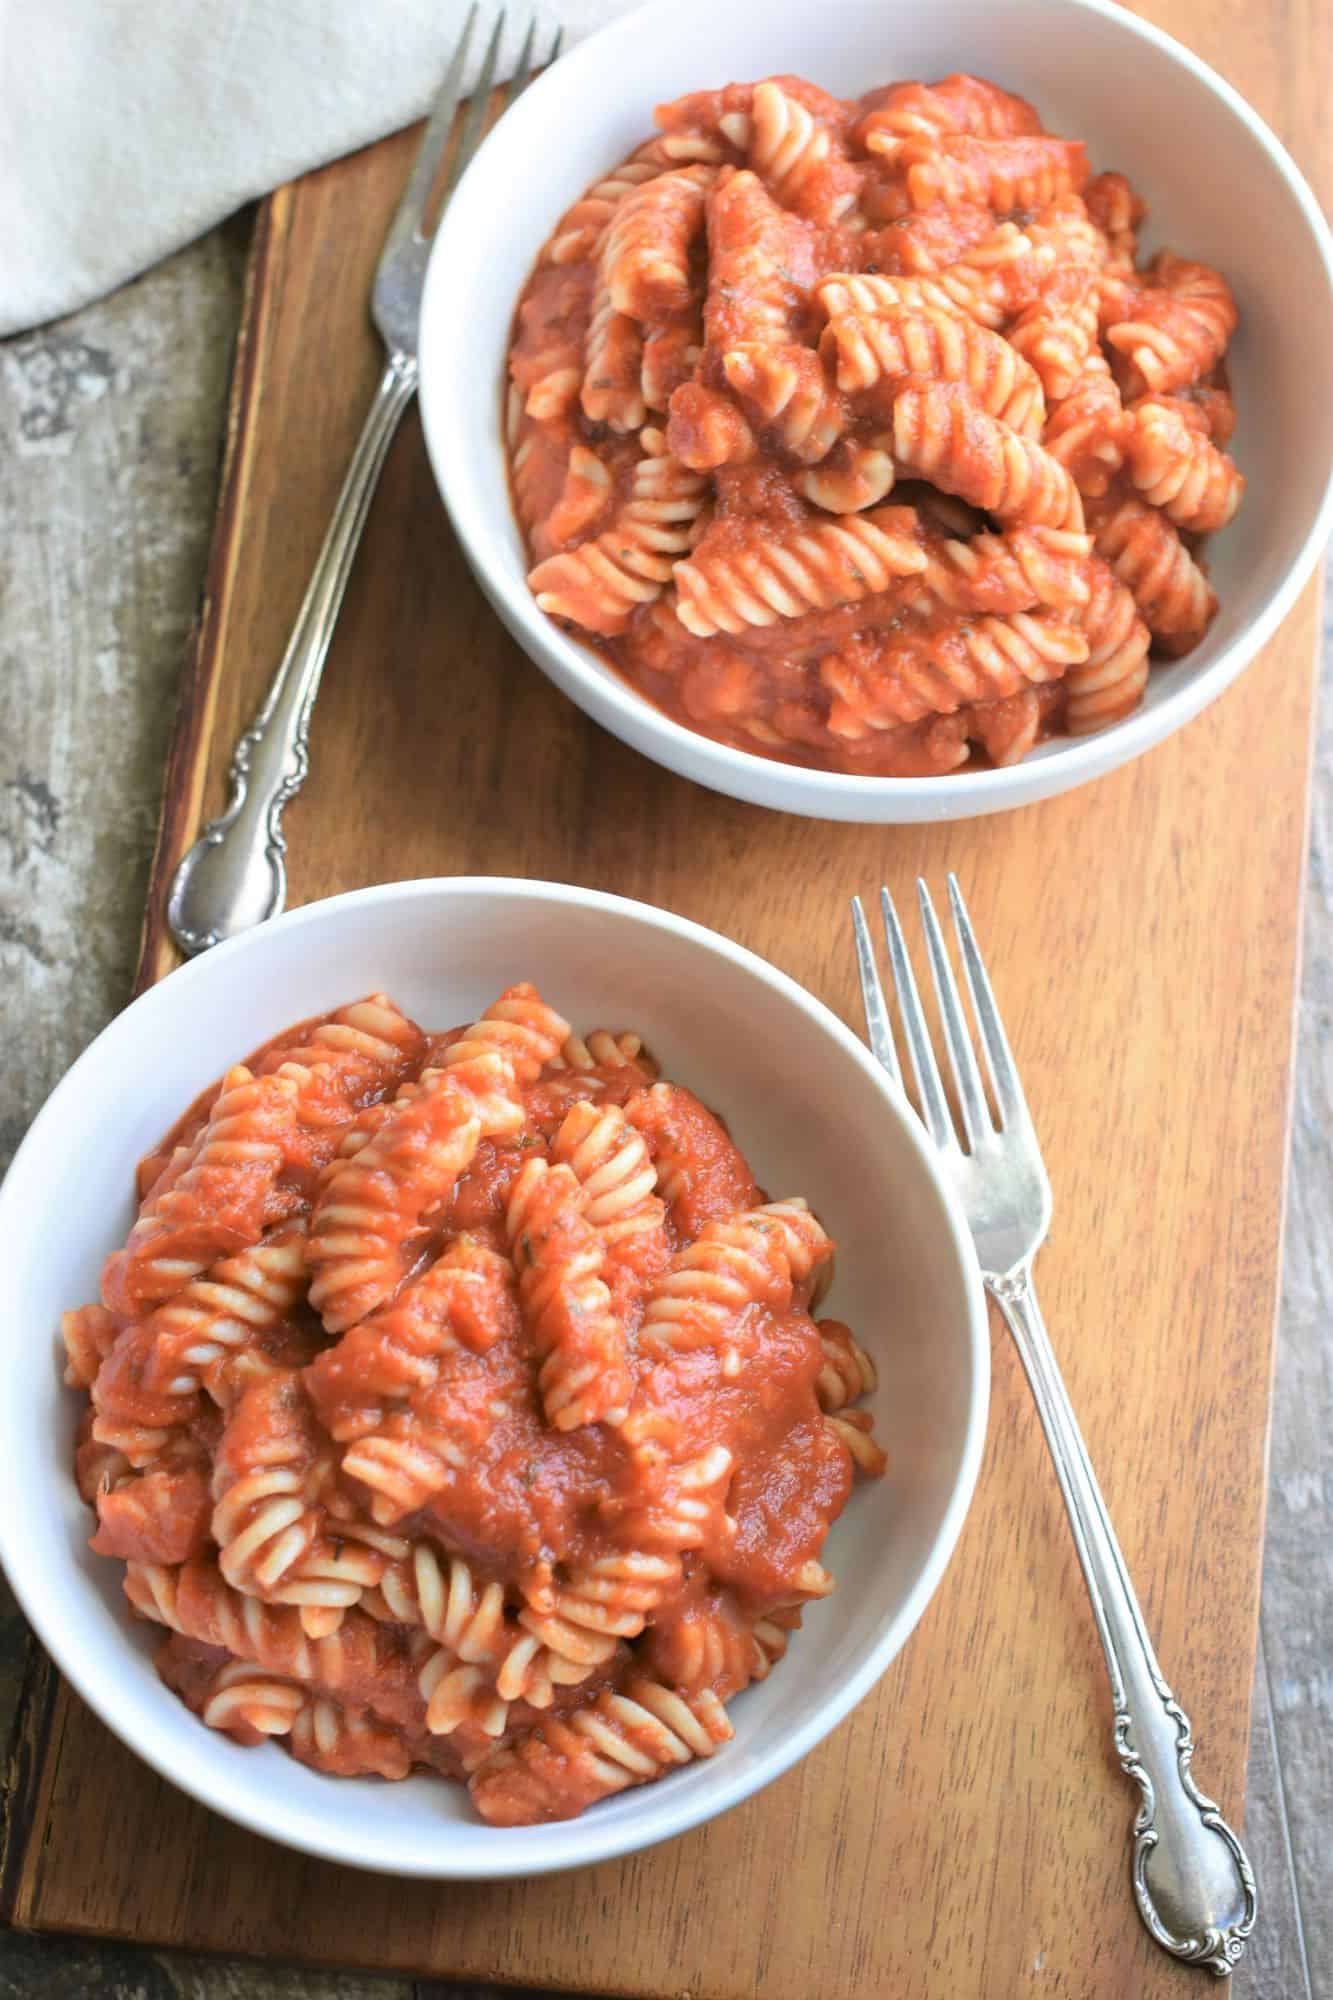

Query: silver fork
left=851, top=877, right=1257, bottom=1979
left=168, top=7, right=559, bottom=956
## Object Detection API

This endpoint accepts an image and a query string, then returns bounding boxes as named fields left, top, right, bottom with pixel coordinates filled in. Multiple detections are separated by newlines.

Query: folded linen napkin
left=2, top=0, right=638, bottom=337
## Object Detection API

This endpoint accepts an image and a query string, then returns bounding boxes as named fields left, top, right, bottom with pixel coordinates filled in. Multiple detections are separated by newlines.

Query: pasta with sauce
left=65, top=984, right=884, bottom=1825
left=506, top=70, right=1243, bottom=775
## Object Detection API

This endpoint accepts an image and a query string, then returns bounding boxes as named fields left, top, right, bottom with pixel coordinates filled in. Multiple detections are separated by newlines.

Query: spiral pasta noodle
left=747, top=79, right=858, bottom=222
left=211, top=1370, right=401, bottom=1635
left=642, top=1594, right=799, bottom=1696
left=306, top=1065, right=492, bottom=1333
left=822, top=305, right=1045, bottom=435
left=795, top=437, right=897, bottom=513
left=102, top=1065, right=305, bottom=1316
left=549, top=1097, right=671, bottom=1317
left=308, top=1237, right=514, bottom=1442
left=822, top=610, right=1087, bottom=737
left=530, top=442, right=709, bottom=635
left=61, top=1302, right=120, bottom=1390
left=815, top=1323, right=879, bottom=1411
left=891, top=381, right=1085, bottom=531
left=818, top=226, right=1053, bottom=330
left=166, top=1652, right=420, bottom=1780
left=1125, top=396, right=1245, bottom=533
left=916, top=525, right=1092, bottom=616
left=893, top=134, right=1088, bottom=215
left=369, top=1544, right=614, bottom=1727
left=92, top=1318, right=203, bottom=1466
left=439, top=982, right=571, bottom=1089
left=555, top=1027, right=656, bottom=1074
left=854, top=74, right=1042, bottom=159
left=125, top=1557, right=431, bottom=1731
left=583, top=301, right=647, bottom=433
left=1063, top=557, right=1151, bottom=735
left=1008, top=269, right=1102, bottom=405
left=507, top=1156, right=633, bottom=1430
left=827, top=1409, right=890, bottom=1477
left=138, top=1218, right=311, bottom=1405
left=720, top=343, right=846, bottom=463
left=598, top=1443, right=735, bottom=1552
left=1105, top=252, right=1238, bottom=398
left=625, top=1079, right=760, bottom=1230
left=603, top=165, right=713, bottom=321
left=673, top=504, right=926, bottom=636
left=640, top=1200, right=831, bottom=1361
left=1090, top=489, right=1215, bottom=648
left=1041, top=352, right=1127, bottom=500
left=469, top=1678, right=733, bottom=1824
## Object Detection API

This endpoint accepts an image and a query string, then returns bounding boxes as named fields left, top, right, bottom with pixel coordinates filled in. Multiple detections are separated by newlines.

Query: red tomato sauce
left=70, top=988, right=883, bottom=1823
left=506, top=72, right=1240, bottom=779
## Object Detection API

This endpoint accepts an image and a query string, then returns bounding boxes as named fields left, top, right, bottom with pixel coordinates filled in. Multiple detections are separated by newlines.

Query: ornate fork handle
left=990, top=1268, right=1257, bottom=1977
left=167, top=356, right=419, bottom=956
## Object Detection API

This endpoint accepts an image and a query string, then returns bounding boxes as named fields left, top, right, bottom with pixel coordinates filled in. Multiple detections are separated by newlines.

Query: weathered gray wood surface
left=0, top=222, right=1327, bottom=2000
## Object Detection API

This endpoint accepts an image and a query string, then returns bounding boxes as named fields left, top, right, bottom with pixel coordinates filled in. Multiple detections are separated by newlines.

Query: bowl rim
left=419, top=0, right=1333, bottom=812
left=0, top=875, right=990, bottom=1877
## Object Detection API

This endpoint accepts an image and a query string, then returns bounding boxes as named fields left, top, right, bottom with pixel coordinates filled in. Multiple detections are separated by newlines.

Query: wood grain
left=4, top=1, right=1328, bottom=1988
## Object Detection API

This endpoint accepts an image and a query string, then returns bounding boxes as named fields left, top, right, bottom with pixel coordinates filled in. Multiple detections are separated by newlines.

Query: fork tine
left=917, top=881, right=993, bottom=1150
left=880, top=887, right=957, bottom=1151
left=503, top=17, right=560, bottom=110
left=503, top=13, right=539, bottom=107
left=438, top=6, right=509, bottom=208
left=390, top=4, right=480, bottom=249
left=947, top=874, right=1030, bottom=1129
left=850, top=896, right=903, bottom=1090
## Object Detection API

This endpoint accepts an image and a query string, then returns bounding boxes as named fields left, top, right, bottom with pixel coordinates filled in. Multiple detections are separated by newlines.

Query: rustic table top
left=0, top=218, right=1327, bottom=2000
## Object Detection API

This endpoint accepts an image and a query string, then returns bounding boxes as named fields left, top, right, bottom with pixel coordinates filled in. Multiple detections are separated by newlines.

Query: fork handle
left=989, top=1268, right=1257, bottom=1977
left=167, top=354, right=419, bottom=956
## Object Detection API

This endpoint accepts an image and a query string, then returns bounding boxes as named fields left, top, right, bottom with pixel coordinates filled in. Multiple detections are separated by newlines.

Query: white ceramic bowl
left=419, top=0, right=1333, bottom=824
left=0, top=879, right=987, bottom=1877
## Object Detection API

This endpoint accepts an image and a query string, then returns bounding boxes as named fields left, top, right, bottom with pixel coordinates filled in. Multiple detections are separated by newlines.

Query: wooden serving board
left=3, top=5, right=1327, bottom=1991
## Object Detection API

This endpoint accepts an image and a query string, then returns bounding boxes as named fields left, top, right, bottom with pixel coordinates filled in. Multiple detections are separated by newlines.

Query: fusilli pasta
left=508, top=69, right=1243, bottom=774
left=1063, top=557, right=1151, bottom=735
left=821, top=611, right=1087, bottom=737
left=167, top=1652, right=420, bottom=1778
left=469, top=1678, right=732, bottom=1825
left=306, top=1063, right=492, bottom=1333
left=890, top=381, right=1084, bottom=530
left=211, top=1370, right=391, bottom=1634
left=626, top=1079, right=760, bottom=1230
left=506, top=1156, right=632, bottom=1429
left=746, top=79, right=859, bottom=222
left=529, top=442, right=708, bottom=635
left=822, top=305, right=1044, bottom=434
left=817, top=226, right=1051, bottom=330
left=1125, top=395, right=1245, bottom=533
left=890, top=134, right=1088, bottom=214
left=102, top=1065, right=306, bottom=1316
left=639, top=1200, right=831, bottom=1361
left=1104, top=252, right=1238, bottom=397
left=1089, top=488, right=1215, bottom=649
left=853, top=74, right=1042, bottom=159
left=42, top=981, right=887, bottom=1819
left=603, top=166, right=713, bottom=322
left=672, top=504, right=926, bottom=636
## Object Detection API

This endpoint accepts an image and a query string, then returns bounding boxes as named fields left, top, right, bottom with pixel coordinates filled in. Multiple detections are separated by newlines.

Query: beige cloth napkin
left=2, top=0, right=638, bottom=337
